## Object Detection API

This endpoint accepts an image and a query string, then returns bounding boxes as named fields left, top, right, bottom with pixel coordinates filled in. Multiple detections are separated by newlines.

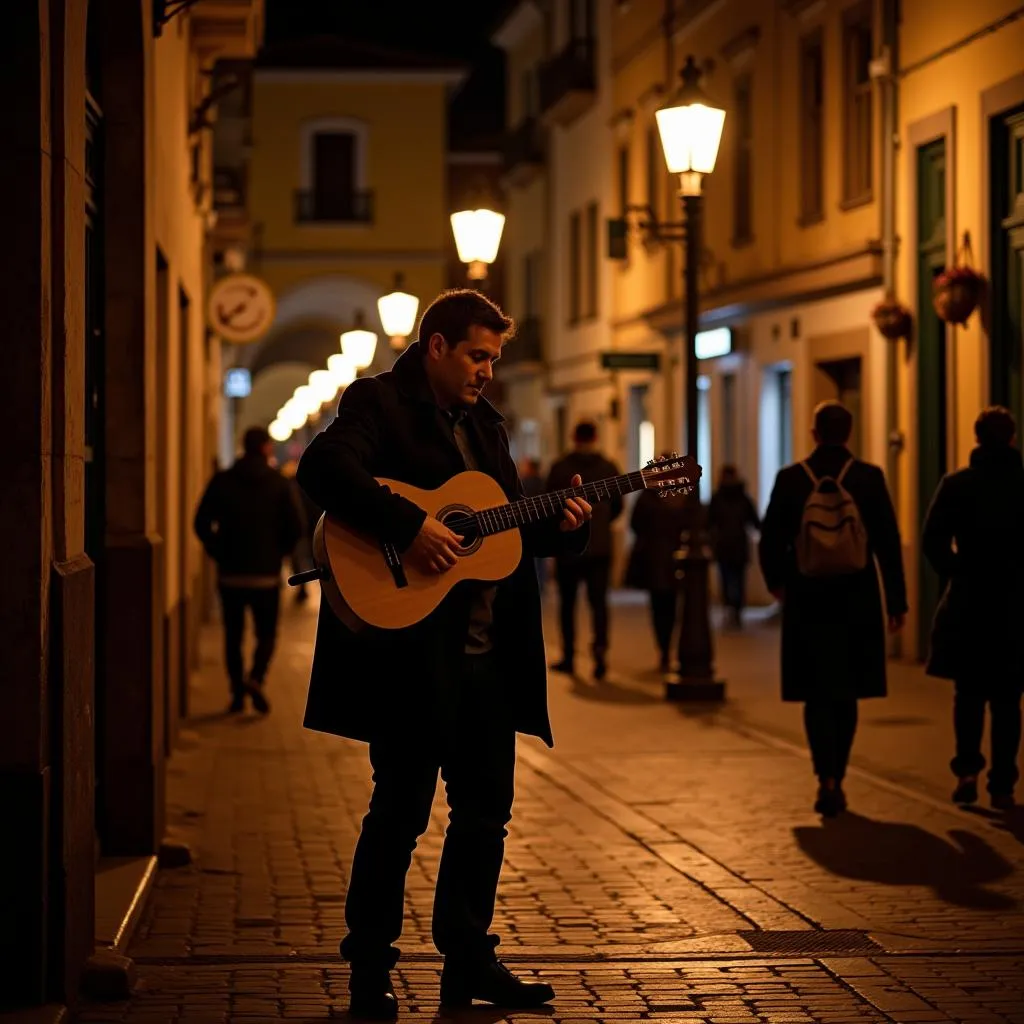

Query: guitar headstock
left=641, top=452, right=701, bottom=496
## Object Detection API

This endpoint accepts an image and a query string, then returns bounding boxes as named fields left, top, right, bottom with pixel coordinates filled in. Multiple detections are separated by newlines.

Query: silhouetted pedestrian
left=922, top=406, right=1024, bottom=811
left=194, top=426, right=304, bottom=714
left=625, top=464, right=689, bottom=672
left=759, top=401, right=907, bottom=817
left=708, top=465, right=761, bottom=628
left=546, top=421, right=623, bottom=680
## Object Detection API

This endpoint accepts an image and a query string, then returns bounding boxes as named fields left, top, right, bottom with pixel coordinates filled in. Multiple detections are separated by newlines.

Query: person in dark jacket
left=295, top=290, right=591, bottom=1019
left=193, top=426, right=304, bottom=714
left=758, top=401, right=907, bottom=817
left=519, top=457, right=548, bottom=588
left=624, top=459, right=689, bottom=671
left=922, top=406, right=1024, bottom=810
left=546, top=421, right=623, bottom=680
left=708, top=465, right=761, bottom=627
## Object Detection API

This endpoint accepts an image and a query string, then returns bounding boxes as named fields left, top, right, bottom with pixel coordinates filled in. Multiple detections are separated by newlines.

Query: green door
left=916, top=138, right=947, bottom=658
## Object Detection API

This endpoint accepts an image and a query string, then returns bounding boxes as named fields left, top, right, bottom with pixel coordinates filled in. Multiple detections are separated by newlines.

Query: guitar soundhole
left=439, top=504, right=483, bottom=555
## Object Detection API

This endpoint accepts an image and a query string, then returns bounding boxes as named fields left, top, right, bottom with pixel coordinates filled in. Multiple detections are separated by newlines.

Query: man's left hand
left=560, top=473, right=593, bottom=532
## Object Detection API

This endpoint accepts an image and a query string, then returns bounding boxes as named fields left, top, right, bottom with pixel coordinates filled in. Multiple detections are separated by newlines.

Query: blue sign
left=224, top=367, right=251, bottom=398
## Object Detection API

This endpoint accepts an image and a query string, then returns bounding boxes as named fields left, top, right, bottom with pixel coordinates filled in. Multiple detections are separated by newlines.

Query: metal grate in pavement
left=739, top=929, right=883, bottom=954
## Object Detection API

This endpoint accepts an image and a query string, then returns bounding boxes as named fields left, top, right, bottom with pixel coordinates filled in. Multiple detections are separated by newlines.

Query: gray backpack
left=795, top=459, right=868, bottom=576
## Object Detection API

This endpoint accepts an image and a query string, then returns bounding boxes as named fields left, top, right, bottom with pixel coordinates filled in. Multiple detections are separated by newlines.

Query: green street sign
left=600, top=351, right=661, bottom=370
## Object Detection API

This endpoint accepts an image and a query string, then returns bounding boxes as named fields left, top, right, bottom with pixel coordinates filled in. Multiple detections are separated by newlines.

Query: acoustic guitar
left=289, top=453, right=699, bottom=631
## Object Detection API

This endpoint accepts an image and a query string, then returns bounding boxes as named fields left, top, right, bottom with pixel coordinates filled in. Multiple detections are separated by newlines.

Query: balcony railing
left=538, top=38, right=596, bottom=126
left=504, top=315, right=543, bottom=366
left=503, top=118, right=545, bottom=185
left=294, top=189, right=375, bottom=224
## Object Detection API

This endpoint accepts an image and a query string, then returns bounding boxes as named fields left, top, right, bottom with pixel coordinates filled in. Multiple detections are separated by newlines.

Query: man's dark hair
left=813, top=401, right=853, bottom=445
left=243, top=426, right=271, bottom=457
left=417, top=289, right=514, bottom=352
left=573, top=420, right=598, bottom=445
left=975, top=405, right=1016, bottom=448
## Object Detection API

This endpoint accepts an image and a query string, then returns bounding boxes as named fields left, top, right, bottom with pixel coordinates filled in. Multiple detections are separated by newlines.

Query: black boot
left=348, top=968, right=398, bottom=1021
left=244, top=677, right=270, bottom=715
left=440, top=958, right=555, bottom=1009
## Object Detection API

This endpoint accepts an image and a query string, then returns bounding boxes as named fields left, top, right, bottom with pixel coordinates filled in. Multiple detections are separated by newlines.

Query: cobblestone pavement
left=76, top=592, right=1024, bottom=1023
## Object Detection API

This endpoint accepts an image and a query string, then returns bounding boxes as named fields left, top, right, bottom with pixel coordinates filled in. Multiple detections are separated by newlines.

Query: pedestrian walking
left=546, top=421, right=623, bottom=680
left=193, top=425, right=305, bottom=715
left=624, top=467, right=689, bottom=672
left=295, top=289, right=591, bottom=1018
left=758, top=401, right=907, bottom=817
left=922, top=405, right=1024, bottom=810
left=707, top=464, right=761, bottom=627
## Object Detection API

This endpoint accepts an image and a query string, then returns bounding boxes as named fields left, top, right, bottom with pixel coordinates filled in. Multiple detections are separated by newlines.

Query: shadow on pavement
left=794, top=811, right=1018, bottom=910
left=429, top=1007, right=556, bottom=1023
left=963, top=804, right=1024, bottom=848
left=569, top=677, right=661, bottom=704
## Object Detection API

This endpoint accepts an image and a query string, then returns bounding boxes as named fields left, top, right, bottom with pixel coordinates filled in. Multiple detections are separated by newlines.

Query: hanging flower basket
left=871, top=296, right=912, bottom=341
left=933, top=232, right=985, bottom=326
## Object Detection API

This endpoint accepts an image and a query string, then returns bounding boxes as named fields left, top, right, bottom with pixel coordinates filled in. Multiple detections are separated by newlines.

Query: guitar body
left=315, top=470, right=523, bottom=631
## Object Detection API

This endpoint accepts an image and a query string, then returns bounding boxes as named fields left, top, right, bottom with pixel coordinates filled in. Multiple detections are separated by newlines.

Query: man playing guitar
left=296, top=289, right=592, bottom=1019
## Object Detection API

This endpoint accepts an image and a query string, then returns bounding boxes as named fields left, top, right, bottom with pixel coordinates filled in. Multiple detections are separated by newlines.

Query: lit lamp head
left=450, top=208, right=505, bottom=281
left=292, top=384, right=321, bottom=416
left=377, top=273, right=420, bottom=351
left=268, top=418, right=291, bottom=443
left=655, top=56, right=726, bottom=197
left=327, top=352, right=357, bottom=389
left=308, top=368, right=338, bottom=405
left=340, top=309, right=378, bottom=370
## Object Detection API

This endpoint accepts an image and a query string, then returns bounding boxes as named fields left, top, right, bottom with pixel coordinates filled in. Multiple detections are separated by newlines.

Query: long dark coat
left=624, top=490, right=689, bottom=592
left=758, top=444, right=907, bottom=703
left=295, top=343, right=589, bottom=747
left=922, top=445, right=1024, bottom=690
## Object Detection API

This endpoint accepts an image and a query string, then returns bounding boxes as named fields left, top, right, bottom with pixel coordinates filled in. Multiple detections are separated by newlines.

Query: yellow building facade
left=3, top=0, right=262, bottom=1014
left=213, top=40, right=466, bottom=449
left=894, top=0, right=1024, bottom=656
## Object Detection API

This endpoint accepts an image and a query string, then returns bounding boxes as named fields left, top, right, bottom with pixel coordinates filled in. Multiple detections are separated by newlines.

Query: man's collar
left=391, top=341, right=505, bottom=423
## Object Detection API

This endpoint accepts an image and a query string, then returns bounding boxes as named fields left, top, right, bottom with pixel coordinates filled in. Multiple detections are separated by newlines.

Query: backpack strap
left=836, top=457, right=855, bottom=484
left=800, top=461, right=819, bottom=485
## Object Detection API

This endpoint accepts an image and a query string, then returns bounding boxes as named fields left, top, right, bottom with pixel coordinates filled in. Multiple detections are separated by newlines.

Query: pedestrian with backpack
left=758, top=401, right=907, bottom=816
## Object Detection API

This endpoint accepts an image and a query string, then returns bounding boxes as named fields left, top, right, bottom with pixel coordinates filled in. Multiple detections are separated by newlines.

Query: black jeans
left=649, top=589, right=678, bottom=660
left=718, top=563, right=746, bottom=617
left=951, top=683, right=1022, bottom=795
left=803, top=700, right=859, bottom=782
left=555, top=556, right=611, bottom=660
left=341, top=652, right=516, bottom=969
left=218, top=585, right=280, bottom=696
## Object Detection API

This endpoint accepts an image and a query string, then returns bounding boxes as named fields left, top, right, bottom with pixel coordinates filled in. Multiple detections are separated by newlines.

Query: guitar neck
left=476, top=470, right=648, bottom=537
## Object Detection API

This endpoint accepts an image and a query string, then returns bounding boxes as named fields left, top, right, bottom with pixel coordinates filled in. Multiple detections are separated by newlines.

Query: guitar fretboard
left=448, top=469, right=650, bottom=538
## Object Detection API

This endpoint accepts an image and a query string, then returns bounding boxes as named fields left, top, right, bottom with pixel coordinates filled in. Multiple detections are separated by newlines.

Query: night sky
left=263, top=0, right=508, bottom=145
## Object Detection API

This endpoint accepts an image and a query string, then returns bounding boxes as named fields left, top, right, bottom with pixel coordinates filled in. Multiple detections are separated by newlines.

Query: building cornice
left=253, top=69, right=467, bottom=87
left=491, top=1, right=544, bottom=51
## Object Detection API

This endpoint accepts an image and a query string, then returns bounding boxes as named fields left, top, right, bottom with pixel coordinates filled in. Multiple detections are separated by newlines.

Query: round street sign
left=207, top=273, right=276, bottom=344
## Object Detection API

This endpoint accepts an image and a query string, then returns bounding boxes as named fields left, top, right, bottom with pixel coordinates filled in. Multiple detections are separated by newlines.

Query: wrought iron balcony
left=294, top=189, right=375, bottom=224
left=538, top=38, right=596, bottom=127
left=502, top=118, right=545, bottom=188
left=503, top=316, right=543, bottom=366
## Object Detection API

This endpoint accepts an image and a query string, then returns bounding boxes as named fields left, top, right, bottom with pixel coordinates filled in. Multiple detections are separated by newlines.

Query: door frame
left=905, top=107, right=956, bottom=661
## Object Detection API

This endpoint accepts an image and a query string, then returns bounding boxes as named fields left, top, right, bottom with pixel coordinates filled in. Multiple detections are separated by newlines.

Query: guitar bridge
left=381, top=541, right=408, bottom=589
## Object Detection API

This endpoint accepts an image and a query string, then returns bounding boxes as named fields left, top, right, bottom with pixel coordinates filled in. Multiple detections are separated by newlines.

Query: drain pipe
left=879, top=0, right=901, bottom=499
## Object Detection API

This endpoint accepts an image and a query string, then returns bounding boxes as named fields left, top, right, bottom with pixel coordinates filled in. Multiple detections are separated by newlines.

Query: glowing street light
left=340, top=309, right=378, bottom=370
left=309, top=368, right=338, bottom=404
left=450, top=208, right=505, bottom=282
left=655, top=55, right=726, bottom=197
left=377, top=273, right=420, bottom=350
left=280, top=402, right=307, bottom=431
left=269, top=419, right=291, bottom=443
left=293, top=384, right=321, bottom=416
left=327, top=352, right=357, bottom=388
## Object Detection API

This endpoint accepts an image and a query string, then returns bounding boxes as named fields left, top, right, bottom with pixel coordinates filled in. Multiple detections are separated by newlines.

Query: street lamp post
left=450, top=207, right=505, bottom=288
left=655, top=56, right=727, bottom=701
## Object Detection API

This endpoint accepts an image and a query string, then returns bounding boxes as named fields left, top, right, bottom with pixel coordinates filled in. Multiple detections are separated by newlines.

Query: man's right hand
left=404, top=516, right=464, bottom=574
